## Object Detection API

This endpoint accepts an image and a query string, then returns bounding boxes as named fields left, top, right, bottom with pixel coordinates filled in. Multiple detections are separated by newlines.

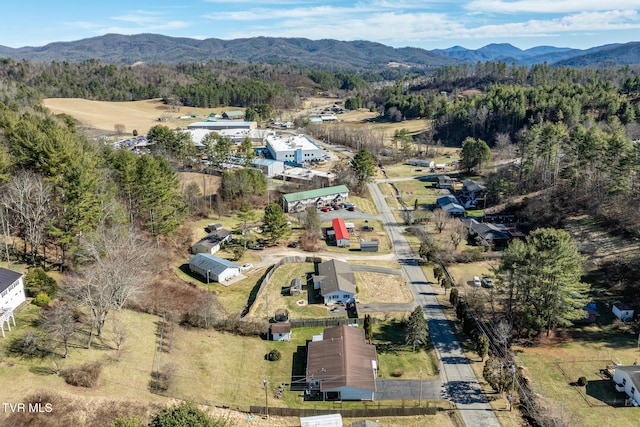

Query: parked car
left=248, top=244, right=265, bottom=250
left=320, top=207, right=331, bottom=212
left=240, top=263, right=253, bottom=272
left=287, top=241, right=298, bottom=248
left=482, top=277, right=494, bottom=288
left=473, top=276, right=482, bottom=287
left=346, top=206, right=356, bottom=211
left=362, top=226, right=374, bottom=232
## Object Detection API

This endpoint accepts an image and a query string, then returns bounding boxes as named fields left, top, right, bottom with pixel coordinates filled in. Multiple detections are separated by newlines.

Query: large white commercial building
left=265, top=134, right=324, bottom=163
left=187, top=120, right=257, bottom=131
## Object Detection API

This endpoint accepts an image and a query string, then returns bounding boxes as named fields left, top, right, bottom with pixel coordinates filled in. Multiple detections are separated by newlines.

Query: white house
left=306, top=325, right=377, bottom=401
left=0, top=268, right=26, bottom=312
left=613, top=301, right=635, bottom=322
left=191, top=229, right=232, bottom=255
left=407, top=158, right=435, bottom=168
left=613, top=365, right=640, bottom=406
left=313, top=259, right=356, bottom=305
left=188, top=253, right=240, bottom=283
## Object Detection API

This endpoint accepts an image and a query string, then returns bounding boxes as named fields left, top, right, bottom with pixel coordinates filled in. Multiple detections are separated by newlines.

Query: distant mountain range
left=0, top=33, right=638, bottom=70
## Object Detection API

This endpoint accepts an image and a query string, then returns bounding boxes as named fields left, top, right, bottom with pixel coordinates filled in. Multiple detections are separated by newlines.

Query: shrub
left=151, top=362, right=178, bottom=392
left=266, top=349, right=281, bottom=361
left=24, top=268, right=58, bottom=298
left=577, top=376, right=588, bottom=387
left=61, top=362, right=102, bottom=388
left=391, top=369, right=404, bottom=377
left=149, top=401, right=230, bottom=427
left=32, top=292, right=51, bottom=307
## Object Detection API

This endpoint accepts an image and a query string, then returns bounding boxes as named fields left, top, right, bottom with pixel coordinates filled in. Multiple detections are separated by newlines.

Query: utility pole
left=419, top=368, right=423, bottom=407
left=509, top=364, right=516, bottom=412
left=263, top=377, right=269, bottom=419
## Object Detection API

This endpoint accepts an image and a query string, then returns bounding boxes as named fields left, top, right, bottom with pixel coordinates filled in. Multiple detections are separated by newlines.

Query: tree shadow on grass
left=290, top=345, right=307, bottom=391
left=586, top=379, right=628, bottom=407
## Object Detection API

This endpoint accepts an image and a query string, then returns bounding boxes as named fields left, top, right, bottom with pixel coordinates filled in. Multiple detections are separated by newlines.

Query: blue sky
left=2, top=0, right=639, bottom=50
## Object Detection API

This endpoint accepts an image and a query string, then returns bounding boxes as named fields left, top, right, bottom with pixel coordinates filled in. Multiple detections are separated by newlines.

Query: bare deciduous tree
left=67, top=227, right=154, bottom=348
left=0, top=171, right=53, bottom=264
left=114, top=123, right=126, bottom=135
left=431, top=208, right=449, bottom=233
left=111, top=315, right=127, bottom=358
left=449, top=218, right=469, bottom=249
left=42, top=302, right=79, bottom=358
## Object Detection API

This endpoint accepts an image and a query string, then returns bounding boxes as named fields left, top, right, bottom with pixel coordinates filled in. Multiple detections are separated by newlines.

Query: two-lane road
left=368, top=182, right=500, bottom=427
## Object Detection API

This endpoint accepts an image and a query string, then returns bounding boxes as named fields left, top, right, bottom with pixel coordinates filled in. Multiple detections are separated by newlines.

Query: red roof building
left=332, top=218, right=350, bottom=247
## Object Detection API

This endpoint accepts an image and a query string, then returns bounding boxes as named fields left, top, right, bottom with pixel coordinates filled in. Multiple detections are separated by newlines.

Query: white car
left=240, top=263, right=253, bottom=272
left=473, top=276, right=482, bottom=287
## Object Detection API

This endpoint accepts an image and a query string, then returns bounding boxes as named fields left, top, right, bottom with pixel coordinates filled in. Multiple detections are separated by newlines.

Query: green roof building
left=281, top=185, right=349, bottom=213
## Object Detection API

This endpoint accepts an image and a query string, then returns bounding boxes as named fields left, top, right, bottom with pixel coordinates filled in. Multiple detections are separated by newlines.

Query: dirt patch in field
left=178, top=172, right=221, bottom=197
left=355, top=271, right=413, bottom=304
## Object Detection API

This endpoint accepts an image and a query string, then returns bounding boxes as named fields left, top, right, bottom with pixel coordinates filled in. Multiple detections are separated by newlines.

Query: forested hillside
left=0, top=58, right=375, bottom=108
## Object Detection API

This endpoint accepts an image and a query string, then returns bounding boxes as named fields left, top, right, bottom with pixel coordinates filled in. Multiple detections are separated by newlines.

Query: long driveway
left=368, top=182, right=501, bottom=427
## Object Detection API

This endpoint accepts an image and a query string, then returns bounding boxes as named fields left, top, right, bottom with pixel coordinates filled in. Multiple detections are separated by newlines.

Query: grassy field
left=354, top=271, right=413, bottom=304
left=515, top=324, right=640, bottom=427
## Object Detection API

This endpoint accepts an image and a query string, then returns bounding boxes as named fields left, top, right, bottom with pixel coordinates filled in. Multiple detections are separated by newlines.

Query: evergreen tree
left=350, top=148, right=376, bottom=191
left=476, top=333, right=490, bottom=361
left=498, top=228, right=587, bottom=336
left=460, top=137, right=492, bottom=173
left=405, top=306, right=428, bottom=352
left=134, top=155, right=186, bottom=237
left=364, top=314, right=373, bottom=343
left=262, top=203, right=289, bottom=244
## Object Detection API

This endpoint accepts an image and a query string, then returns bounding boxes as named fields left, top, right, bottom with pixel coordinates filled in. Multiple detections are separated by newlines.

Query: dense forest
left=0, top=58, right=379, bottom=109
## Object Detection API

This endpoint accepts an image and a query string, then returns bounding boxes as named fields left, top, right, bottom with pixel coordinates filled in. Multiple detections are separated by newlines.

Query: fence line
left=289, top=317, right=379, bottom=329
left=241, top=256, right=322, bottom=318
left=249, top=405, right=438, bottom=418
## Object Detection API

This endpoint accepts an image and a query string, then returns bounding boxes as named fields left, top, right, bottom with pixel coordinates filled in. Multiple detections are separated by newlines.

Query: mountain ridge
left=0, top=33, right=637, bottom=69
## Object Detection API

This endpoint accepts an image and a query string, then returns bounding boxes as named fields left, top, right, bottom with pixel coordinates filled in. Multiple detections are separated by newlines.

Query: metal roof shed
left=300, top=413, right=343, bottom=427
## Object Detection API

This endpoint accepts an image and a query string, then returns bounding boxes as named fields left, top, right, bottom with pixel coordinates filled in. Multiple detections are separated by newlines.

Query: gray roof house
left=436, top=195, right=466, bottom=216
left=191, top=229, right=232, bottom=255
left=313, top=259, right=357, bottom=304
left=188, top=253, right=240, bottom=283
left=306, top=325, right=378, bottom=401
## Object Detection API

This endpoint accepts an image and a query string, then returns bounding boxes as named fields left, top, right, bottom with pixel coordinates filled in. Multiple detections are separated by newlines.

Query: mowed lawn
left=515, top=324, right=640, bottom=427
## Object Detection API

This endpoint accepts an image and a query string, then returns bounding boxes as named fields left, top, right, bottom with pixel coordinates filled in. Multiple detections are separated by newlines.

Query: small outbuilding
left=359, top=239, right=379, bottom=252
left=290, top=278, right=302, bottom=296
left=612, top=301, right=635, bottom=322
left=270, top=322, right=292, bottom=341
left=300, top=413, right=342, bottom=427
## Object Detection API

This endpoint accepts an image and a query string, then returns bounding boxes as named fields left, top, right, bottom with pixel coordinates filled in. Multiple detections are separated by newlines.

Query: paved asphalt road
left=368, top=182, right=501, bottom=427
left=375, top=379, right=443, bottom=401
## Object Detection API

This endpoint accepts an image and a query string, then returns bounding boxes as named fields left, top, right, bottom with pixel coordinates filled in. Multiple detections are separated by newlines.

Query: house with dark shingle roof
left=306, top=325, right=377, bottom=401
left=313, top=259, right=356, bottom=305
left=191, top=229, right=232, bottom=255
left=0, top=267, right=25, bottom=312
